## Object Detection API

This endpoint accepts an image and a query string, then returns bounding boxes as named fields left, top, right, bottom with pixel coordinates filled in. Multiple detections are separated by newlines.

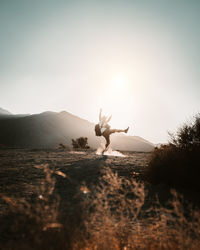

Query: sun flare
left=111, top=74, right=127, bottom=90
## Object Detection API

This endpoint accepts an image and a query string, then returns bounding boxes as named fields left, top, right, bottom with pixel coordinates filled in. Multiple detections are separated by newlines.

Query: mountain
left=0, top=109, right=154, bottom=151
left=0, top=108, right=30, bottom=119
left=0, top=107, right=12, bottom=116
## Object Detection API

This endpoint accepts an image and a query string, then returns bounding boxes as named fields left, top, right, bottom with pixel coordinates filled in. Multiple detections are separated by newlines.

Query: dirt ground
left=0, top=148, right=150, bottom=200
left=0, top=149, right=151, bottom=246
left=0, top=149, right=153, bottom=220
left=1, top=148, right=199, bottom=214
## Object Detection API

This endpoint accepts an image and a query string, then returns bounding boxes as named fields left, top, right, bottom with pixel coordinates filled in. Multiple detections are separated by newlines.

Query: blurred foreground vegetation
left=1, top=163, right=200, bottom=250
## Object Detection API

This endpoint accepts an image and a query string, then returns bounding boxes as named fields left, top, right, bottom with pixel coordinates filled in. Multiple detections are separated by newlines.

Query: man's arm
left=99, top=108, right=102, bottom=121
left=106, top=115, right=112, bottom=123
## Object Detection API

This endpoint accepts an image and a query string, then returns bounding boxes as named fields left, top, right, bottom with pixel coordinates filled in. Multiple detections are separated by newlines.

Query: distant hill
left=0, top=107, right=12, bottom=116
left=0, top=109, right=154, bottom=151
left=0, top=107, right=29, bottom=119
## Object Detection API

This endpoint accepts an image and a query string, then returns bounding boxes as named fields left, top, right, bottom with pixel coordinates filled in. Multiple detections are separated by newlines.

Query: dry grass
left=0, top=164, right=65, bottom=249
left=1, top=164, right=200, bottom=250
left=74, top=170, right=200, bottom=250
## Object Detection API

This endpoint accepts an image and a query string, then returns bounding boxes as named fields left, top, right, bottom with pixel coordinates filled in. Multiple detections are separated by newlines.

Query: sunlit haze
left=1, top=0, right=200, bottom=143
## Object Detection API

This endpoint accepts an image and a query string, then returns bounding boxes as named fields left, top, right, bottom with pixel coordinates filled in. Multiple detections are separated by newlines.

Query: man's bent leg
left=110, top=129, right=125, bottom=134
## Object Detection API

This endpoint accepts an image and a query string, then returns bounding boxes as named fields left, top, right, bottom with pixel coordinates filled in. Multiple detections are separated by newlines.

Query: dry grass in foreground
left=1, top=164, right=200, bottom=250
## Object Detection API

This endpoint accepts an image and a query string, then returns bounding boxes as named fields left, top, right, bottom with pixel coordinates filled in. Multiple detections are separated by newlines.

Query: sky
left=0, top=0, right=200, bottom=144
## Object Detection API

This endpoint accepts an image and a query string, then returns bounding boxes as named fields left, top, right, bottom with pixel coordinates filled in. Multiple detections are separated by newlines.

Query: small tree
left=72, top=137, right=90, bottom=149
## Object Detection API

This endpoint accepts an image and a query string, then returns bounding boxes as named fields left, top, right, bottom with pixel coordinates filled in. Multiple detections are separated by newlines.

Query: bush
left=72, top=137, right=90, bottom=149
left=170, top=113, right=200, bottom=149
left=146, top=113, right=200, bottom=190
left=58, top=143, right=71, bottom=150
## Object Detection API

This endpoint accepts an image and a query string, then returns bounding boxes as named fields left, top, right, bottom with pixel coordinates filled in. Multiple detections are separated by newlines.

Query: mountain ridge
left=0, top=107, right=12, bottom=116
left=0, top=108, right=154, bottom=151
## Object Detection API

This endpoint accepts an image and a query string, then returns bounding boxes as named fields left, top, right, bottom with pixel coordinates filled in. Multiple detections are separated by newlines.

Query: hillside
left=0, top=109, right=154, bottom=151
left=0, top=107, right=12, bottom=116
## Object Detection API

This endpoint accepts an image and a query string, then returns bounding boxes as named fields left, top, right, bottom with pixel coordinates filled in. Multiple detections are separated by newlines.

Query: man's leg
left=110, top=127, right=129, bottom=134
left=105, top=135, right=110, bottom=148
left=101, top=127, right=129, bottom=154
left=102, top=134, right=110, bottom=154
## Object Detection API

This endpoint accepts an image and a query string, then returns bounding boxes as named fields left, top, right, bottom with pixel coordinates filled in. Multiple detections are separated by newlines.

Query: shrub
left=72, top=137, right=90, bottom=149
left=170, top=113, right=200, bottom=149
left=58, top=143, right=71, bottom=150
left=146, top=113, right=200, bottom=189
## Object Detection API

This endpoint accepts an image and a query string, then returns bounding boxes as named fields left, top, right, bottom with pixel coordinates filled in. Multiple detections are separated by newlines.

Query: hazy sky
left=1, top=0, right=200, bottom=143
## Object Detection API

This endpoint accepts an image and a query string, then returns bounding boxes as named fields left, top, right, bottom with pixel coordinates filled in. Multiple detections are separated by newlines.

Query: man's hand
left=107, top=115, right=112, bottom=123
left=99, top=108, right=102, bottom=121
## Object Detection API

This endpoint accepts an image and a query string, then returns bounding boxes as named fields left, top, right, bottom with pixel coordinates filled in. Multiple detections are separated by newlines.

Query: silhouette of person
left=97, top=108, right=129, bottom=153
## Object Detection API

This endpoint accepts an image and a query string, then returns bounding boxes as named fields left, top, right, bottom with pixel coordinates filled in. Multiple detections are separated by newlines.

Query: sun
left=110, top=74, right=130, bottom=96
left=111, top=74, right=126, bottom=90
left=102, top=73, right=130, bottom=110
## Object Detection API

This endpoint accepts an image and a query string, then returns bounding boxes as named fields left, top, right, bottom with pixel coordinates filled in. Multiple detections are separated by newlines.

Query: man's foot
left=124, top=127, right=129, bottom=133
left=102, top=145, right=109, bottom=154
left=101, top=148, right=106, bottom=155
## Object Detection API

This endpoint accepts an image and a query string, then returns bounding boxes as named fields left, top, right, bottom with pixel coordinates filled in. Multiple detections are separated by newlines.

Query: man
left=95, top=108, right=129, bottom=153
